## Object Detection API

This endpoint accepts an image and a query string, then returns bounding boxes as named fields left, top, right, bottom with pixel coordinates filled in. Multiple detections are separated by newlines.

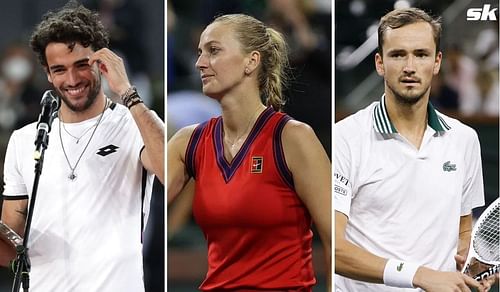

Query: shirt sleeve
left=3, top=131, right=29, bottom=200
left=334, top=124, right=354, bottom=217
left=126, top=109, right=155, bottom=230
left=461, top=129, right=485, bottom=215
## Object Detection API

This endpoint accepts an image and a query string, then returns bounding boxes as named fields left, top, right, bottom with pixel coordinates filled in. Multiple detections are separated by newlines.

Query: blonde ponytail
left=213, top=14, right=289, bottom=111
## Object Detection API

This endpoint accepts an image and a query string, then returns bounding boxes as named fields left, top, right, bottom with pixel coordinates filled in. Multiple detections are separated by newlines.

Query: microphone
left=34, top=90, right=60, bottom=160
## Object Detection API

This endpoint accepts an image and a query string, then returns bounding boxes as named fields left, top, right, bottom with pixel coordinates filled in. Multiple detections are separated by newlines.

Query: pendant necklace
left=224, top=107, right=262, bottom=151
left=61, top=119, right=98, bottom=144
left=59, top=99, right=109, bottom=181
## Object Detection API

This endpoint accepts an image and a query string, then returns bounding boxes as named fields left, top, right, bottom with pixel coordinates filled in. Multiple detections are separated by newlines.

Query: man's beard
left=387, top=81, right=428, bottom=105
left=55, top=74, right=101, bottom=112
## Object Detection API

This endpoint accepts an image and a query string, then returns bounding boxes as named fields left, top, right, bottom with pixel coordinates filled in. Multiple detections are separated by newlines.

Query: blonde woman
left=168, top=14, right=331, bottom=291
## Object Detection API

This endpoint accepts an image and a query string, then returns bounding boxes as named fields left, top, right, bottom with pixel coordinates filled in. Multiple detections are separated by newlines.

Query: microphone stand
left=11, top=97, right=57, bottom=292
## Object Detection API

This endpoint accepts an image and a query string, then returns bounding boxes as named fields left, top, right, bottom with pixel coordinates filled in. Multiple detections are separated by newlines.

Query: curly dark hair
left=30, top=1, right=109, bottom=67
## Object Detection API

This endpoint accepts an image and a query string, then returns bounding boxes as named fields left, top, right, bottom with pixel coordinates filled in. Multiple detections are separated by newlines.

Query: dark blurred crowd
left=431, top=22, right=499, bottom=116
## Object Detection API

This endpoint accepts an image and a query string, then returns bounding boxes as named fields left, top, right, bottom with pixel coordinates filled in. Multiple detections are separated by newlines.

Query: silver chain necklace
left=58, top=100, right=109, bottom=181
left=61, top=119, right=98, bottom=144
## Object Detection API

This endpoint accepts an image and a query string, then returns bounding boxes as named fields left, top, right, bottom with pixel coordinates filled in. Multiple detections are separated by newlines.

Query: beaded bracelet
left=120, top=86, right=144, bottom=109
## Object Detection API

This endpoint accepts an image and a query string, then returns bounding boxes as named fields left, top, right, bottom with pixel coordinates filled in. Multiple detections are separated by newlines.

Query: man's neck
left=59, top=95, right=107, bottom=123
left=385, top=92, right=429, bottom=149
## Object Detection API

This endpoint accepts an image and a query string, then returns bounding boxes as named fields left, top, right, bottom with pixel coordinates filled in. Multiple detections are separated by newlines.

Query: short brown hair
left=378, top=8, right=442, bottom=55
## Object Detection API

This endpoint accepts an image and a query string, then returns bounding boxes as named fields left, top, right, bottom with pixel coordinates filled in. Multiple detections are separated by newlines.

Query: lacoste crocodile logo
left=397, top=262, right=404, bottom=272
left=442, top=161, right=457, bottom=172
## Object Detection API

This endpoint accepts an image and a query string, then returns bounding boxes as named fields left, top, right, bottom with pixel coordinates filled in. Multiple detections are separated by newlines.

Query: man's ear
left=375, top=53, right=385, bottom=77
left=433, top=51, right=442, bottom=75
left=45, top=68, right=53, bottom=83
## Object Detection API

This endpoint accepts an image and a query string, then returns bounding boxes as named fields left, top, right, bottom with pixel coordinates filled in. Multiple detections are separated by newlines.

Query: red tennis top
left=186, top=107, right=315, bottom=291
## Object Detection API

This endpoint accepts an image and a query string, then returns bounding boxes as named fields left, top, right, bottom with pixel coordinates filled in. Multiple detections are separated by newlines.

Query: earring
left=245, top=68, right=250, bottom=74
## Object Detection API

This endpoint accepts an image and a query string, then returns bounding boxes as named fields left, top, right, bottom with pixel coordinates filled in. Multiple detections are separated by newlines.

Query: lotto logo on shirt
left=251, top=156, right=263, bottom=173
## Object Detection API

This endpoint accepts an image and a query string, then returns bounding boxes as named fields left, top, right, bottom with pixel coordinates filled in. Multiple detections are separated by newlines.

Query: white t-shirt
left=334, top=96, right=485, bottom=292
left=3, top=103, right=153, bottom=292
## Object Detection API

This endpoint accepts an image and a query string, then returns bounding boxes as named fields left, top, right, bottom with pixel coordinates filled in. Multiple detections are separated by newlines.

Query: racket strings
left=473, top=204, right=499, bottom=262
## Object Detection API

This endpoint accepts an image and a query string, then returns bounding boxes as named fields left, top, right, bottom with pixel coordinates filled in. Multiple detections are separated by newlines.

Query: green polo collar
left=373, top=95, right=451, bottom=134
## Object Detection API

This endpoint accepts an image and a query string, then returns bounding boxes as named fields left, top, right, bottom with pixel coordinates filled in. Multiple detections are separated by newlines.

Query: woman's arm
left=281, top=120, right=331, bottom=290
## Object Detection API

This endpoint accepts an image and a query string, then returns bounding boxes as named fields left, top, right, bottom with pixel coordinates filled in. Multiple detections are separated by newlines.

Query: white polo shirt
left=334, top=95, right=485, bottom=292
left=3, top=103, right=154, bottom=292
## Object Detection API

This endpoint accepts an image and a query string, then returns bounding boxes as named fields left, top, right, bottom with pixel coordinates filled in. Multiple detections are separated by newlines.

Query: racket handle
left=473, top=264, right=499, bottom=281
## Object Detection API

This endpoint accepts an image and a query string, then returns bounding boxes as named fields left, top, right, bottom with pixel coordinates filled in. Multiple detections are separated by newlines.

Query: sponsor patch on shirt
left=251, top=156, right=263, bottom=173
left=334, top=172, right=350, bottom=186
left=334, top=172, right=351, bottom=197
left=335, top=185, right=348, bottom=196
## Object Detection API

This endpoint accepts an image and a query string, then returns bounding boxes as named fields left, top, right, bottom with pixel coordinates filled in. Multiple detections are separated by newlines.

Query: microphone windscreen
left=41, top=90, right=60, bottom=110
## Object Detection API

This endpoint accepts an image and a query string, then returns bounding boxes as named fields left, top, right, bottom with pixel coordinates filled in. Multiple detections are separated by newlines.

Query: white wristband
left=383, top=259, right=420, bottom=288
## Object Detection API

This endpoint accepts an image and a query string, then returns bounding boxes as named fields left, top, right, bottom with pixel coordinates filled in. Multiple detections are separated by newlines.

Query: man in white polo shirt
left=335, top=8, right=489, bottom=292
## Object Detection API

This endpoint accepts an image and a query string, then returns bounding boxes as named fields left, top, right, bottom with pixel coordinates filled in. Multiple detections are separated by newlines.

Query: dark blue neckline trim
left=214, top=107, right=275, bottom=183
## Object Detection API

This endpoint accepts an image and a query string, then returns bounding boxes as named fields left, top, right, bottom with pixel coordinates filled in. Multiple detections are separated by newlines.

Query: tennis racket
left=462, top=198, right=499, bottom=281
